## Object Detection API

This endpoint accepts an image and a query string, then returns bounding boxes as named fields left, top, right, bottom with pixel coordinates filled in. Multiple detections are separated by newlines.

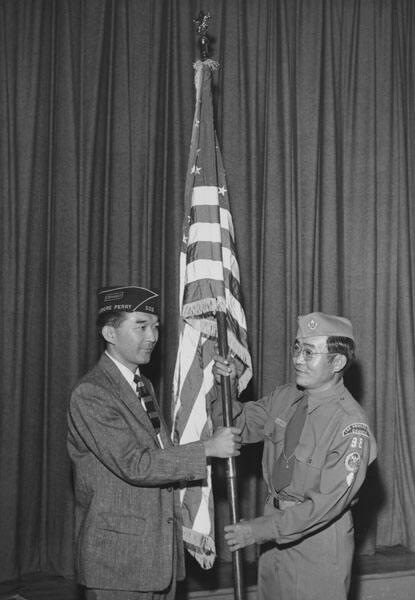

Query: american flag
left=172, top=60, right=252, bottom=569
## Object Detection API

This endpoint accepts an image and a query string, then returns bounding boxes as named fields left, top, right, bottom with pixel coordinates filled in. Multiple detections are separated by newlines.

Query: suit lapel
left=97, top=354, right=171, bottom=447
left=98, top=354, right=157, bottom=439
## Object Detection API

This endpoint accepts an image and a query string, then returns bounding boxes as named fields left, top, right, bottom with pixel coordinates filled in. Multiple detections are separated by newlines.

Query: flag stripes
left=172, top=59, right=252, bottom=569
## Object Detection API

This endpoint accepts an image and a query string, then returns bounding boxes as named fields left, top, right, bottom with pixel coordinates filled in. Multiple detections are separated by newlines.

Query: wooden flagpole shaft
left=216, top=310, right=245, bottom=600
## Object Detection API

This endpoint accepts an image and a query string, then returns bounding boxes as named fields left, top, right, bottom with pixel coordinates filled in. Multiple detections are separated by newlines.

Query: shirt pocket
left=263, top=418, right=286, bottom=446
left=292, top=443, right=325, bottom=495
left=263, top=419, right=286, bottom=475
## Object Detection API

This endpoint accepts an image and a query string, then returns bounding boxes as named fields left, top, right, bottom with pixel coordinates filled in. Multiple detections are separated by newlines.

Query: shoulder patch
left=342, top=423, right=369, bottom=438
left=345, top=452, right=361, bottom=472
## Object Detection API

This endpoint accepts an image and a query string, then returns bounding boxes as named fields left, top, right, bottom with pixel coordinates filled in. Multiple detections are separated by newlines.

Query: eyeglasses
left=291, top=342, right=337, bottom=363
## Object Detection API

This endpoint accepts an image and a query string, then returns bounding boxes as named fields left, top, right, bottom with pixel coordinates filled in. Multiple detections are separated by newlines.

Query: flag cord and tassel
left=194, top=11, right=246, bottom=600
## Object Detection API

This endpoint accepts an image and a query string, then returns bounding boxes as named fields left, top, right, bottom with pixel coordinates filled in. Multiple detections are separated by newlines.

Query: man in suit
left=67, top=285, right=241, bottom=600
left=213, top=312, right=377, bottom=600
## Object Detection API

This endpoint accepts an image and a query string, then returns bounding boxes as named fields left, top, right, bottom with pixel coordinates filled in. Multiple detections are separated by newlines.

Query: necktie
left=272, top=394, right=308, bottom=493
left=133, top=373, right=162, bottom=444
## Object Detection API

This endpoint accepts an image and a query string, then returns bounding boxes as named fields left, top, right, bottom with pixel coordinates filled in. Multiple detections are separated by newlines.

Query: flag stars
left=191, top=165, right=202, bottom=175
left=218, top=186, right=227, bottom=196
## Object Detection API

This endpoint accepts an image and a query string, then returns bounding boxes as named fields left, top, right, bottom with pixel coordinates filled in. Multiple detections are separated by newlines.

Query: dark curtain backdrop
left=1, top=0, right=414, bottom=583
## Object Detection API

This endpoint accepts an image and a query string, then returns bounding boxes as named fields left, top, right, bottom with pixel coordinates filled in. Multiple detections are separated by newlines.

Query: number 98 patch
left=350, top=436, right=364, bottom=449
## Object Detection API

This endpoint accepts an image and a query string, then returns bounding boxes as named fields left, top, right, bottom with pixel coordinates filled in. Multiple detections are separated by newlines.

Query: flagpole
left=193, top=12, right=245, bottom=600
left=217, top=311, right=245, bottom=600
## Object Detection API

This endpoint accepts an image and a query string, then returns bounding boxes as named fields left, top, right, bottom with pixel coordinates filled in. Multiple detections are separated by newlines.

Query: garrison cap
left=97, top=286, right=159, bottom=316
left=297, top=312, right=354, bottom=341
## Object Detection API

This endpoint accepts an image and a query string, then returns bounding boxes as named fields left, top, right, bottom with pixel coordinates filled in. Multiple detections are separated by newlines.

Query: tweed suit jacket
left=67, top=353, right=208, bottom=592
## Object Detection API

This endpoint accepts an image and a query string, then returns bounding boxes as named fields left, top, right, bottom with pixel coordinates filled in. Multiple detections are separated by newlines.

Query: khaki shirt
left=213, top=380, right=377, bottom=545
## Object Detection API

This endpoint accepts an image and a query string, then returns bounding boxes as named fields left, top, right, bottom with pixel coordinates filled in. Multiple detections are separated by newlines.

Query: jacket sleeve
left=211, top=384, right=277, bottom=444
left=250, top=418, right=377, bottom=545
left=68, top=382, right=207, bottom=487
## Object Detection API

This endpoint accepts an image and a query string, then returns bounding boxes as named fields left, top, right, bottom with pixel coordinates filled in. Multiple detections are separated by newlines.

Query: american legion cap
left=97, top=286, right=159, bottom=316
left=297, top=311, right=354, bottom=341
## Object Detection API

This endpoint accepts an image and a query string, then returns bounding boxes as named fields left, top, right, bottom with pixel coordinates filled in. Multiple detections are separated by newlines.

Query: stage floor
left=1, top=547, right=414, bottom=600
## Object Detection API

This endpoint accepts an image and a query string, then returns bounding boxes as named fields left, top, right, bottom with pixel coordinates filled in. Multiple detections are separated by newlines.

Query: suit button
left=167, top=517, right=173, bottom=524
left=167, top=486, right=173, bottom=492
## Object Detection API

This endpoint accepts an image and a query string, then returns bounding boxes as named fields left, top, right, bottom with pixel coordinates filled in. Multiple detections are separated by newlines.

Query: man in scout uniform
left=213, top=311, right=377, bottom=600
left=67, top=285, right=241, bottom=600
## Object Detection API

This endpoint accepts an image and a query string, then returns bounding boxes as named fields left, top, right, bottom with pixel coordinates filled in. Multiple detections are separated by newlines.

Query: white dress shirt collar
left=105, top=350, right=139, bottom=393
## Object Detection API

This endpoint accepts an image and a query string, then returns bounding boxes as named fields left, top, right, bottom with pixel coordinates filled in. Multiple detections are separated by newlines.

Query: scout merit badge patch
left=345, top=452, right=361, bottom=472
left=345, top=451, right=361, bottom=487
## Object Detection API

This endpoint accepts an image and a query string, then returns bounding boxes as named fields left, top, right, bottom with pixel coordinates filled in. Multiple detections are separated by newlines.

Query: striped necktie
left=272, top=394, right=308, bottom=492
left=133, top=373, right=162, bottom=442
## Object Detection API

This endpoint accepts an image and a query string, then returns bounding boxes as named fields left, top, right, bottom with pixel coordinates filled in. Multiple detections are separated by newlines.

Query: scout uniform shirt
left=224, top=380, right=376, bottom=543
left=212, top=380, right=377, bottom=600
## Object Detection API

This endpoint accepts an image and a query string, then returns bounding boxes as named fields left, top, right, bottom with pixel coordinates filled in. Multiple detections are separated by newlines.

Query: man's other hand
left=224, top=520, right=256, bottom=551
left=203, top=426, right=241, bottom=458
left=212, top=351, right=238, bottom=385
